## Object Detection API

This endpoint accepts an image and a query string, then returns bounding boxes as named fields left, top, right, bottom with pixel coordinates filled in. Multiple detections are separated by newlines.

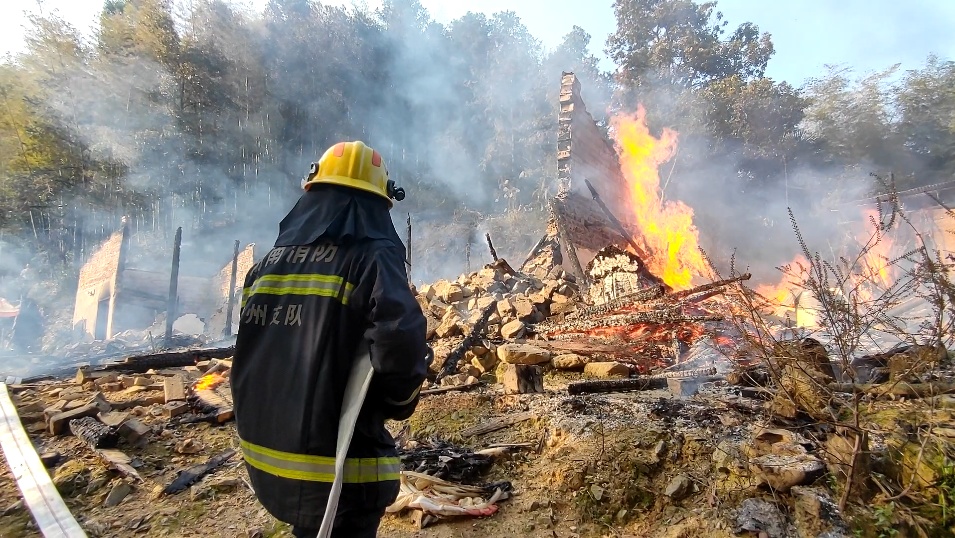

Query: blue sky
left=2, top=0, right=954, bottom=87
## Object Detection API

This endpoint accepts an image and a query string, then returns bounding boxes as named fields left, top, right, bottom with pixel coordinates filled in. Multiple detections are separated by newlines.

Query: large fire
left=612, top=105, right=709, bottom=290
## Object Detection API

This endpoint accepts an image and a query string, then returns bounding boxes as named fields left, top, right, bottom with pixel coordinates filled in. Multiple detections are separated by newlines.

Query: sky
left=2, top=0, right=954, bottom=87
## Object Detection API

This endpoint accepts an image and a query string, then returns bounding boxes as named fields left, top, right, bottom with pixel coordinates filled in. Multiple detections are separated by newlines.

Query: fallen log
left=162, top=449, right=236, bottom=495
left=567, top=377, right=668, bottom=395
left=828, top=382, right=955, bottom=398
left=437, top=302, right=497, bottom=381
left=104, top=346, right=236, bottom=373
left=68, top=416, right=117, bottom=449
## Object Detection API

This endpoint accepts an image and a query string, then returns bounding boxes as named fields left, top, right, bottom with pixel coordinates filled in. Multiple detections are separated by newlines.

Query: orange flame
left=755, top=255, right=819, bottom=327
left=612, top=105, right=708, bottom=290
left=195, top=373, right=226, bottom=391
left=857, top=210, right=895, bottom=291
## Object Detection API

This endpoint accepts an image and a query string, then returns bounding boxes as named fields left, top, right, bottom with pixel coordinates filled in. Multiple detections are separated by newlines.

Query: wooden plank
left=0, top=383, right=88, bottom=538
left=460, top=411, right=536, bottom=438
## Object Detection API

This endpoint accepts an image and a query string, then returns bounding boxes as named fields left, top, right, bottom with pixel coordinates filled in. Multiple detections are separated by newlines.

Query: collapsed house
left=71, top=220, right=256, bottom=342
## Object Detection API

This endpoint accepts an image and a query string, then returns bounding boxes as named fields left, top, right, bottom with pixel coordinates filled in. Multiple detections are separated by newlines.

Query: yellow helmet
left=303, top=141, right=404, bottom=207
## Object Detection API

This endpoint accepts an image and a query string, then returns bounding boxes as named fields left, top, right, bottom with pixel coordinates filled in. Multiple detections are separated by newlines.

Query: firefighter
left=232, top=141, right=427, bottom=538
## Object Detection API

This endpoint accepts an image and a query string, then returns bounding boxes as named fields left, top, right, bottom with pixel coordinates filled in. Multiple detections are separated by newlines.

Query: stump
left=502, top=364, right=544, bottom=395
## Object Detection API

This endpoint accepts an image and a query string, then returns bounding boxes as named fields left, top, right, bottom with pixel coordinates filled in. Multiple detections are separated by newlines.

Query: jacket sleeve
left=353, top=244, right=428, bottom=420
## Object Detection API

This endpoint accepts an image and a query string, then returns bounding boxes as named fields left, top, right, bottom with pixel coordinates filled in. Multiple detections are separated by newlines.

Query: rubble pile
left=417, top=254, right=748, bottom=395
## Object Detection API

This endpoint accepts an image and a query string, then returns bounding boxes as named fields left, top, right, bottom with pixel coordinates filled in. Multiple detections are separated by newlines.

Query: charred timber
left=104, top=346, right=236, bottom=373
left=485, top=233, right=499, bottom=262
left=571, top=285, right=665, bottom=319
left=648, top=367, right=717, bottom=380
left=568, top=377, right=668, bottom=395
left=162, top=449, right=236, bottom=495
left=437, top=302, right=498, bottom=380
left=668, top=274, right=752, bottom=301
left=69, top=416, right=118, bottom=449
left=535, top=312, right=723, bottom=334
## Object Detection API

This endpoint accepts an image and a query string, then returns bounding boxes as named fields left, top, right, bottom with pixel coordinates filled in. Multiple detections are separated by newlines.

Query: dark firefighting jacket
left=232, top=185, right=427, bottom=529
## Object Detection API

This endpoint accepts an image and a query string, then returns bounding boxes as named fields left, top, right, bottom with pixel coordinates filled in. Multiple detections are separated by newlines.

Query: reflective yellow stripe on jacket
left=241, top=273, right=355, bottom=308
left=240, top=439, right=401, bottom=483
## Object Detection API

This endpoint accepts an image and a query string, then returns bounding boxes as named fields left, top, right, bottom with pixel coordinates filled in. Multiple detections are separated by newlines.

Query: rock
left=39, top=451, right=62, bottom=468
left=501, top=320, right=526, bottom=339
left=496, top=298, right=516, bottom=317
left=823, top=433, right=869, bottom=498
left=513, top=297, right=536, bottom=320
left=552, top=354, right=588, bottom=370
left=791, top=486, right=850, bottom=538
left=498, top=343, right=552, bottom=365
left=735, top=498, right=790, bottom=538
left=471, top=354, right=499, bottom=374
left=751, top=453, right=826, bottom=492
left=444, top=283, right=465, bottom=303
left=745, top=426, right=825, bottom=492
left=418, top=283, right=436, bottom=301
left=175, top=439, right=202, bottom=454
left=664, top=474, right=693, bottom=501
left=104, top=481, right=133, bottom=507
left=432, top=280, right=451, bottom=302
left=584, top=362, right=630, bottom=378
left=435, top=315, right=462, bottom=338
left=52, top=460, right=90, bottom=496
left=771, top=363, right=830, bottom=420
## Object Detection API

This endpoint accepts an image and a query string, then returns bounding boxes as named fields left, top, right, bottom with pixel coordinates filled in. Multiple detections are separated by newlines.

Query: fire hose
left=316, top=342, right=432, bottom=538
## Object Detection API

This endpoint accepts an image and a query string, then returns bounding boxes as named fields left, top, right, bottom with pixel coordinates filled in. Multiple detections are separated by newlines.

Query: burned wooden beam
left=571, top=285, right=665, bottom=319
left=553, top=209, right=588, bottom=288
left=223, top=240, right=241, bottom=338
left=103, top=346, right=235, bottom=373
left=485, top=233, right=499, bottom=262
left=668, top=273, right=752, bottom=301
left=193, top=389, right=234, bottom=423
left=648, top=367, right=718, bottom=380
left=68, top=417, right=117, bottom=449
left=534, top=312, right=723, bottom=334
left=162, top=449, right=236, bottom=495
left=567, top=377, right=668, bottom=395
left=437, top=302, right=497, bottom=381
left=165, top=226, right=183, bottom=343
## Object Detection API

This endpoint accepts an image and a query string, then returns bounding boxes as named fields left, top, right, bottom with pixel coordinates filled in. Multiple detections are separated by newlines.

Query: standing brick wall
left=557, top=72, right=628, bottom=212
left=72, top=228, right=126, bottom=336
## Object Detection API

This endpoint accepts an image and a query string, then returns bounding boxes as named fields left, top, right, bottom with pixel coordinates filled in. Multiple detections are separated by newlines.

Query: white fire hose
left=316, top=341, right=375, bottom=538
left=316, top=342, right=431, bottom=538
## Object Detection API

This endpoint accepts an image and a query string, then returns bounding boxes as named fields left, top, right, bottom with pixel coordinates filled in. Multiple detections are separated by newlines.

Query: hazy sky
left=2, top=0, right=954, bottom=86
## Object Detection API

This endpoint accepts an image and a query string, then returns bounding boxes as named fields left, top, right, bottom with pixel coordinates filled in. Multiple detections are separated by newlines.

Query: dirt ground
left=0, top=370, right=750, bottom=538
